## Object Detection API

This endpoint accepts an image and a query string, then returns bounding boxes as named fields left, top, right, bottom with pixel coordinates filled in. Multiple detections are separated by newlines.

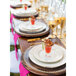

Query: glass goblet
left=31, top=18, right=35, bottom=25
left=49, top=21, right=57, bottom=38
left=54, top=17, right=61, bottom=36
left=24, top=5, right=27, bottom=10
left=60, top=17, right=66, bottom=39
left=45, top=44, right=52, bottom=57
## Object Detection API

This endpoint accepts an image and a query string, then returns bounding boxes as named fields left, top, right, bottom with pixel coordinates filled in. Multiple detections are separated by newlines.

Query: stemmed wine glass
left=60, top=17, right=66, bottom=38
left=39, top=0, right=49, bottom=19
left=52, top=0, right=66, bottom=38
left=54, top=17, right=61, bottom=36
left=59, top=1, right=66, bottom=38
left=29, top=0, right=33, bottom=5
left=49, top=20, right=57, bottom=38
left=34, top=0, right=38, bottom=9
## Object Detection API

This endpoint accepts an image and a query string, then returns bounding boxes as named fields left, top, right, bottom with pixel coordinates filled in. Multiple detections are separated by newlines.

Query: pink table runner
left=10, top=13, right=30, bottom=76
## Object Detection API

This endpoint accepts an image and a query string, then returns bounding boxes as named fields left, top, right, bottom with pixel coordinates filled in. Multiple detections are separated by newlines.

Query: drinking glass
left=45, top=45, right=52, bottom=54
left=54, top=17, right=61, bottom=36
left=31, top=18, right=35, bottom=25
left=60, top=17, right=66, bottom=38
left=49, top=20, right=57, bottom=38
left=47, top=0, right=57, bottom=22
left=20, top=0, right=22, bottom=2
left=29, top=0, right=33, bottom=4
left=34, top=0, right=37, bottom=4
left=45, top=44, right=52, bottom=57
left=59, top=1, right=66, bottom=38
left=39, top=0, right=49, bottom=19
left=34, top=0, right=38, bottom=9
left=22, top=4, right=28, bottom=10
left=42, top=41, right=52, bottom=57
left=35, top=0, right=41, bottom=13
left=24, top=5, right=27, bottom=10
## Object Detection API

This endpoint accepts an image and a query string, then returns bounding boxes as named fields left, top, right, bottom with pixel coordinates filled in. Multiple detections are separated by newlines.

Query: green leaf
left=42, top=42, right=45, bottom=50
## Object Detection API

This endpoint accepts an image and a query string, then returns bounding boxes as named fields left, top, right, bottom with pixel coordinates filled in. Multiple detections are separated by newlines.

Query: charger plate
left=31, top=44, right=64, bottom=63
left=22, top=45, right=66, bottom=76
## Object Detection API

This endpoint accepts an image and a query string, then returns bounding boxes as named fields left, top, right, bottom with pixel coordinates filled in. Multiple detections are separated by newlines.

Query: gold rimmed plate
left=32, top=44, right=64, bottom=63
left=28, top=44, right=66, bottom=68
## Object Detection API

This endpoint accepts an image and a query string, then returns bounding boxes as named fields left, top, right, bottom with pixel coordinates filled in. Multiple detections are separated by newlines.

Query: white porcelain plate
left=29, top=44, right=66, bottom=68
left=19, top=21, right=46, bottom=32
left=33, top=44, right=64, bottom=63
left=10, top=0, right=31, bottom=7
left=10, top=8, right=38, bottom=17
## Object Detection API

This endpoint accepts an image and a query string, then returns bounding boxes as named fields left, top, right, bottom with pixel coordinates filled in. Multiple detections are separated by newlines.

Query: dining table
left=13, top=16, right=66, bottom=76
left=10, top=0, right=66, bottom=75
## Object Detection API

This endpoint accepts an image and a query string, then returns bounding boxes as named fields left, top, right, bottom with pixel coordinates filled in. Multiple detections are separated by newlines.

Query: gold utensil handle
left=30, top=42, right=42, bottom=46
left=27, top=38, right=40, bottom=42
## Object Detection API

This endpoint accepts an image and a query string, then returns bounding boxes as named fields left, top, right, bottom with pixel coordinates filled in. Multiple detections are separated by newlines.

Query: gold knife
left=27, top=38, right=41, bottom=42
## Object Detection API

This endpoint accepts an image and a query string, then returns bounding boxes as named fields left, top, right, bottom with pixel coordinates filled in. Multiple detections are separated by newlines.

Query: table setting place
left=10, top=0, right=31, bottom=8
left=21, top=38, right=66, bottom=76
left=25, top=38, right=66, bottom=68
left=13, top=17, right=50, bottom=37
left=10, top=0, right=66, bottom=76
